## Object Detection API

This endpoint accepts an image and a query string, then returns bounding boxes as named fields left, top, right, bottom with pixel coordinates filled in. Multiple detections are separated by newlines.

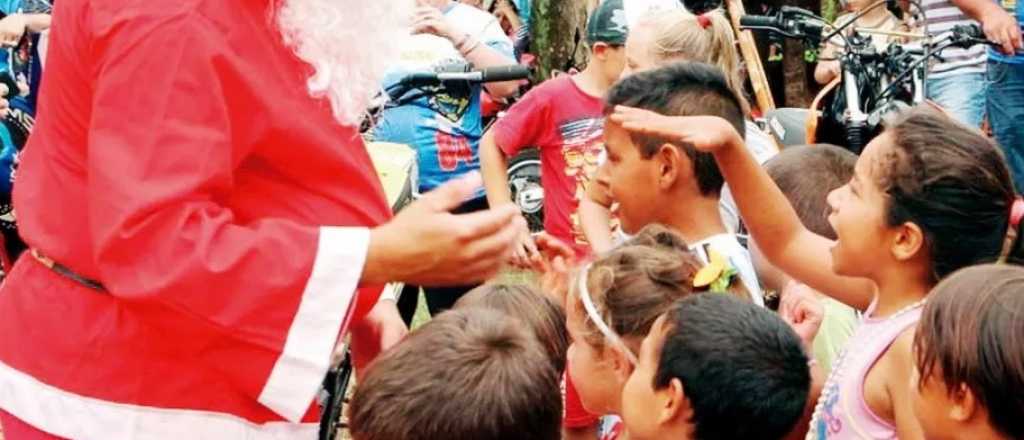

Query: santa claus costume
left=0, top=0, right=411, bottom=438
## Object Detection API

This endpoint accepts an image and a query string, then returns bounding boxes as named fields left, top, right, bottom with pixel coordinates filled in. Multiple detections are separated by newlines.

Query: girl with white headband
left=563, top=224, right=749, bottom=440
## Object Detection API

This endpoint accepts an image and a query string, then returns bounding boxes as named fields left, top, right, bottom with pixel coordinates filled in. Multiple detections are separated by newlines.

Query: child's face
left=621, top=315, right=692, bottom=440
left=910, top=360, right=963, bottom=440
left=844, top=0, right=871, bottom=12
left=602, top=122, right=663, bottom=234
left=566, top=296, right=631, bottom=415
left=595, top=43, right=628, bottom=86
left=825, top=133, right=896, bottom=279
left=622, top=24, right=658, bottom=79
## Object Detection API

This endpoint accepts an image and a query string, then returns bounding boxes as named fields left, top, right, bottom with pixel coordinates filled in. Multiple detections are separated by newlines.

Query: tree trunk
left=782, top=39, right=812, bottom=107
left=780, top=0, right=821, bottom=107
left=530, top=0, right=592, bottom=82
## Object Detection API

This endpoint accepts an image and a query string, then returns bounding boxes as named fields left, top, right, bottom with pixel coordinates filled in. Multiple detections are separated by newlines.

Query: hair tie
left=696, top=14, right=712, bottom=29
left=1011, top=197, right=1024, bottom=229
left=693, top=249, right=738, bottom=293
left=577, top=263, right=639, bottom=365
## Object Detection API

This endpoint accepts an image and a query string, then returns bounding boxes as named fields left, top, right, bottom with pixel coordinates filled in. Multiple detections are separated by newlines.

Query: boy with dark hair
left=481, top=0, right=628, bottom=259
left=912, top=264, right=1024, bottom=440
left=754, top=144, right=859, bottom=375
left=597, top=61, right=763, bottom=304
left=621, top=293, right=811, bottom=440
left=348, top=308, right=562, bottom=440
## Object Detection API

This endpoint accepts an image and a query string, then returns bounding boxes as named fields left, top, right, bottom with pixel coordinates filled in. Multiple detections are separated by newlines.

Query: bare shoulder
left=882, top=328, right=917, bottom=388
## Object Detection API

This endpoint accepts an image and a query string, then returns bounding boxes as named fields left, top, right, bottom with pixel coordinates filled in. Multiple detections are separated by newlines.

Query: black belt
left=30, top=249, right=107, bottom=292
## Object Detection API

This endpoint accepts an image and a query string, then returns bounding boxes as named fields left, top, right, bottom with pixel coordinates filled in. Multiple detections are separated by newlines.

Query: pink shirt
left=809, top=300, right=923, bottom=439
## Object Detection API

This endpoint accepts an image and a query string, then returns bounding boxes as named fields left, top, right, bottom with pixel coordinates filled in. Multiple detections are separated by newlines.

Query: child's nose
left=826, top=187, right=842, bottom=213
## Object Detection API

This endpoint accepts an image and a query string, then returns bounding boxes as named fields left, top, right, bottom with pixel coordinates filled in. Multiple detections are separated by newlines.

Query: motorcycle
left=741, top=4, right=995, bottom=152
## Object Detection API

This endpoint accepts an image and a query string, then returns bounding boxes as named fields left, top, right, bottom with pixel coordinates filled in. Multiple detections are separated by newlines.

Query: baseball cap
left=586, top=0, right=629, bottom=45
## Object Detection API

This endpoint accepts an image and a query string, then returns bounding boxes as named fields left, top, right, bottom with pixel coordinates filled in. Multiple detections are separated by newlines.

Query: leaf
left=710, top=266, right=738, bottom=293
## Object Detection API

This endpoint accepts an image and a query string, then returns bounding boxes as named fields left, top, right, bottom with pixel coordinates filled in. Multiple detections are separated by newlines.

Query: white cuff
left=258, top=226, right=369, bottom=422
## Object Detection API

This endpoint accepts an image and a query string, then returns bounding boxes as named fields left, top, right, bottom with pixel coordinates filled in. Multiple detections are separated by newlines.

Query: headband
left=577, top=263, right=639, bottom=365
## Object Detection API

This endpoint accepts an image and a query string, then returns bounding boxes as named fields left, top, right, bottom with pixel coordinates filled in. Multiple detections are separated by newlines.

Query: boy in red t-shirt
left=479, top=1, right=628, bottom=439
left=481, top=0, right=627, bottom=261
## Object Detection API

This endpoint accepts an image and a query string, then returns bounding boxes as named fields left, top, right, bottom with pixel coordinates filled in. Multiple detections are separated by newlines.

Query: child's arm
left=24, top=13, right=51, bottom=33
left=609, top=107, right=876, bottom=310
left=579, top=169, right=615, bottom=254
left=0, top=13, right=49, bottom=47
left=480, top=129, right=515, bottom=209
left=480, top=128, right=537, bottom=265
left=814, top=36, right=841, bottom=85
left=884, top=331, right=926, bottom=439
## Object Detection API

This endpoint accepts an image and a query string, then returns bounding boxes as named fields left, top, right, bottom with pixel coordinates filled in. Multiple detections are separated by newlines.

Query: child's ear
left=609, top=346, right=635, bottom=380
left=656, top=143, right=684, bottom=190
left=891, top=221, right=926, bottom=262
left=661, top=377, right=694, bottom=427
left=949, top=383, right=979, bottom=423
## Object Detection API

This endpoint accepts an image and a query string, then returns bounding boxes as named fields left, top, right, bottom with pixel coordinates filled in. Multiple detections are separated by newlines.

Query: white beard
left=276, top=0, right=414, bottom=127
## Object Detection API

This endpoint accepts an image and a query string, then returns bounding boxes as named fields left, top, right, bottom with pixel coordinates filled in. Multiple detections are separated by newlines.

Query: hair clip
left=577, top=263, right=639, bottom=365
left=1011, top=197, right=1024, bottom=229
left=696, top=14, right=712, bottom=29
left=694, top=250, right=738, bottom=293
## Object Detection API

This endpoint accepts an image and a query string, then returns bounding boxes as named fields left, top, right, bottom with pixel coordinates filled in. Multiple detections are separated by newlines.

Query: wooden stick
left=852, top=27, right=928, bottom=39
left=726, top=0, right=776, bottom=113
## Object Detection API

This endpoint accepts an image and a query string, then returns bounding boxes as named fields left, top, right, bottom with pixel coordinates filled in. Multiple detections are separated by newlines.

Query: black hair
left=656, top=293, right=810, bottom=440
left=683, top=0, right=723, bottom=15
left=880, top=106, right=1017, bottom=280
left=605, top=61, right=745, bottom=196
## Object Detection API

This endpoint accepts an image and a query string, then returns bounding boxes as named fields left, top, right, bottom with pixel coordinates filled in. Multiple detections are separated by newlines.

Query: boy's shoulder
left=521, top=74, right=579, bottom=100
left=513, top=74, right=605, bottom=118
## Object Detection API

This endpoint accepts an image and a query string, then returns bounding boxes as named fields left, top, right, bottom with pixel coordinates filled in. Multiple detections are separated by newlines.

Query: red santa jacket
left=0, top=0, right=391, bottom=438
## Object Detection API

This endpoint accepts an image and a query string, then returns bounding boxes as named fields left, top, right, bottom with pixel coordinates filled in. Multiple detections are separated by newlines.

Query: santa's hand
left=411, top=5, right=459, bottom=42
left=608, top=106, right=744, bottom=154
left=778, top=281, right=825, bottom=351
left=0, top=14, right=25, bottom=47
left=364, top=172, right=522, bottom=287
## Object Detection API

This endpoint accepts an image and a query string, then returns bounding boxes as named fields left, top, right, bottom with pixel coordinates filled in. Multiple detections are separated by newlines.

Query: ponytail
left=642, top=8, right=751, bottom=116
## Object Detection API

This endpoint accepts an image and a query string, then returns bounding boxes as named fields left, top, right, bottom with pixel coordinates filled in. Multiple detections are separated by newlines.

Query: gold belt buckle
left=30, top=248, right=55, bottom=270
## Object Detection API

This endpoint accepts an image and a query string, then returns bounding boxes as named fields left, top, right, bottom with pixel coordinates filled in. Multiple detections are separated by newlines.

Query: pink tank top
left=808, top=299, right=923, bottom=440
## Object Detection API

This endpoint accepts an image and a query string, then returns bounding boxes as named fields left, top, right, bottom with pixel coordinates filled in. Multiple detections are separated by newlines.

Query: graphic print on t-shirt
left=435, top=123, right=474, bottom=171
left=560, top=116, right=604, bottom=245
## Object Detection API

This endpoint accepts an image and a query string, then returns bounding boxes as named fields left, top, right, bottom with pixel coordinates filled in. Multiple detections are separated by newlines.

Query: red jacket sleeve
left=491, top=82, right=554, bottom=157
left=83, top=5, right=366, bottom=422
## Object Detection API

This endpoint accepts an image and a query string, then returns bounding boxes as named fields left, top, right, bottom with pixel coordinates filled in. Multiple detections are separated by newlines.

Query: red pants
left=0, top=410, right=68, bottom=440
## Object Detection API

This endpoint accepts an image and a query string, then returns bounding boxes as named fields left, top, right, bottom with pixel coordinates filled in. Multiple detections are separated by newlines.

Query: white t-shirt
left=689, top=234, right=763, bottom=305
left=624, top=0, right=685, bottom=26
left=719, top=122, right=778, bottom=233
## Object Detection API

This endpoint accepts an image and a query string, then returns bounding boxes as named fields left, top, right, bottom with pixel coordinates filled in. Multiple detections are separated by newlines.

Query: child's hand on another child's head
left=778, top=281, right=824, bottom=352
left=608, top=105, right=744, bottom=153
left=529, top=233, right=577, bottom=307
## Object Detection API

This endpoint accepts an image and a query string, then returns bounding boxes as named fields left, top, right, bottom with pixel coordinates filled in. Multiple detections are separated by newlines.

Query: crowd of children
left=347, top=0, right=1024, bottom=439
